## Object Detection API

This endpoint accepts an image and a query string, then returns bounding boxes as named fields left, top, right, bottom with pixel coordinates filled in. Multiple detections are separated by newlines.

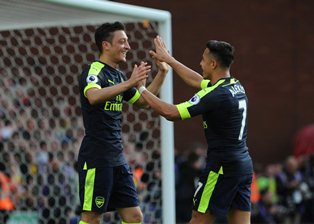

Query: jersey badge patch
left=189, top=95, right=200, bottom=105
left=95, top=196, right=105, bottom=208
left=86, top=75, right=98, bottom=83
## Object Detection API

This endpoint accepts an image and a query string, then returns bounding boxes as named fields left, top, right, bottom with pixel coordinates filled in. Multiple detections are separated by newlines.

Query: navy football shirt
left=78, top=61, right=140, bottom=168
left=176, top=77, right=253, bottom=176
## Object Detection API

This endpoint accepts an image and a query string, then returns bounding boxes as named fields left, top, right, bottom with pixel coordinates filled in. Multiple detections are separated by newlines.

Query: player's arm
left=138, top=86, right=181, bottom=121
left=167, top=57, right=203, bottom=89
left=150, top=36, right=203, bottom=89
left=135, top=60, right=169, bottom=107
left=86, top=81, right=136, bottom=105
left=139, top=83, right=217, bottom=121
left=86, top=63, right=150, bottom=105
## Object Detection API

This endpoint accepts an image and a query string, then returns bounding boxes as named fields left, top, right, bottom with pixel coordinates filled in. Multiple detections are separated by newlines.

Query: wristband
left=138, top=86, right=147, bottom=94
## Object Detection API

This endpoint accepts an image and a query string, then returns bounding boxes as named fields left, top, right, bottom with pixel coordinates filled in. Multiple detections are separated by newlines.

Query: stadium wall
left=116, top=0, right=314, bottom=165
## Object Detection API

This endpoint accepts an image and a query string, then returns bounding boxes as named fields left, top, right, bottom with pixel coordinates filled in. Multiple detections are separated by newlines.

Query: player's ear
left=102, top=41, right=111, bottom=50
left=210, top=58, right=218, bottom=69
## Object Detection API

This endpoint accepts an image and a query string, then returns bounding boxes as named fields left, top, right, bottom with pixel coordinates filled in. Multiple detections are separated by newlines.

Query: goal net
left=0, top=1, right=174, bottom=223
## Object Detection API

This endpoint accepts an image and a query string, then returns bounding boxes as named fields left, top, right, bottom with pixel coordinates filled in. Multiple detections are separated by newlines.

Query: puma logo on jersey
left=108, top=79, right=115, bottom=85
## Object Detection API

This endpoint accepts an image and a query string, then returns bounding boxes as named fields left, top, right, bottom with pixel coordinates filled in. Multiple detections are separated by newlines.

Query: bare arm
left=86, top=63, right=150, bottom=105
left=150, top=36, right=203, bottom=89
left=135, top=59, right=169, bottom=107
left=166, top=57, right=203, bottom=89
left=139, top=87, right=181, bottom=121
left=146, top=63, right=168, bottom=95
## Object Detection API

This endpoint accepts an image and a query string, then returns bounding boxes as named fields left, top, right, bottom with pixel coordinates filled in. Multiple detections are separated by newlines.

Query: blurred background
left=1, top=0, right=314, bottom=223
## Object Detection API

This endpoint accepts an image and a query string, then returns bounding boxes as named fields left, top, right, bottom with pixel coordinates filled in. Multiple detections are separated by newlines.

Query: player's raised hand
left=154, top=57, right=169, bottom=74
left=150, top=36, right=172, bottom=63
left=128, top=61, right=150, bottom=87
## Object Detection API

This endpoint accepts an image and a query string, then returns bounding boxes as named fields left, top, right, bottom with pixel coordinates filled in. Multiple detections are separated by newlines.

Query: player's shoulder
left=202, top=78, right=238, bottom=99
left=222, top=78, right=246, bottom=97
left=87, top=61, right=106, bottom=75
left=200, top=79, right=225, bottom=95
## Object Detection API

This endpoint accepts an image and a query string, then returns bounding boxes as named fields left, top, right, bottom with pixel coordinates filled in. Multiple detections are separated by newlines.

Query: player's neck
left=99, top=55, right=119, bottom=69
left=211, top=70, right=230, bottom=84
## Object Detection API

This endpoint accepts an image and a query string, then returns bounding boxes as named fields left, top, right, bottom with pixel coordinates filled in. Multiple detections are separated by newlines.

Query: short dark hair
left=206, top=40, right=234, bottom=68
left=94, top=21, right=125, bottom=53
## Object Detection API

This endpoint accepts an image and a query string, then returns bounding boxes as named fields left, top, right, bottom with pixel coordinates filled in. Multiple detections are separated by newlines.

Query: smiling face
left=102, top=30, right=130, bottom=65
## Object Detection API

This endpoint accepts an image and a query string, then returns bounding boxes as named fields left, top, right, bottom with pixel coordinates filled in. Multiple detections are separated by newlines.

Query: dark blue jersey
left=78, top=61, right=140, bottom=168
left=176, top=77, right=253, bottom=176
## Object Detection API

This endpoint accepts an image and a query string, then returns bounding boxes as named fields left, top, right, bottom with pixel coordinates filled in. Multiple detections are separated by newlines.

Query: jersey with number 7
left=176, top=77, right=253, bottom=176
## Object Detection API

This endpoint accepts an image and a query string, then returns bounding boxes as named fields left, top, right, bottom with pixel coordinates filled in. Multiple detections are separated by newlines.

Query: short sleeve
left=124, top=87, right=140, bottom=104
left=83, top=62, right=104, bottom=97
left=176, top=79, right=225, bottom=120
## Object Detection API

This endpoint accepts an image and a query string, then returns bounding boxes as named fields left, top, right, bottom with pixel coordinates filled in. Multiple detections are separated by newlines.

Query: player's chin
left=119, top=56, right=127, bottom=62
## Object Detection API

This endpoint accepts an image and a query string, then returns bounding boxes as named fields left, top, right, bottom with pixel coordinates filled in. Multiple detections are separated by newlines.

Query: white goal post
left=0, top=0, right=175, bottom=223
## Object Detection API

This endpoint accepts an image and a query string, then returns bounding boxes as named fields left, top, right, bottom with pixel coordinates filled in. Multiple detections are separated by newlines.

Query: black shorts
left=78, top=164, right=139, bottom=213
left=193, top=166, right=252, bottom=216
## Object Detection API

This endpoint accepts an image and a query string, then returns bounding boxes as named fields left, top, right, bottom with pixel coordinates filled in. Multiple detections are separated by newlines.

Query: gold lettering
left=116, top=95, right=123, bottom=103
left=110, top=103, right=115, bottom=110
left=104, top=101, right=122, bottom=111
left=104, top=101, right=111, bottom=110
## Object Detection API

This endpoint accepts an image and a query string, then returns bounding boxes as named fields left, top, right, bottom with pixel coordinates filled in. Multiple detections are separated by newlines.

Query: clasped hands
left=130, top=36, right=171, bottom=89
